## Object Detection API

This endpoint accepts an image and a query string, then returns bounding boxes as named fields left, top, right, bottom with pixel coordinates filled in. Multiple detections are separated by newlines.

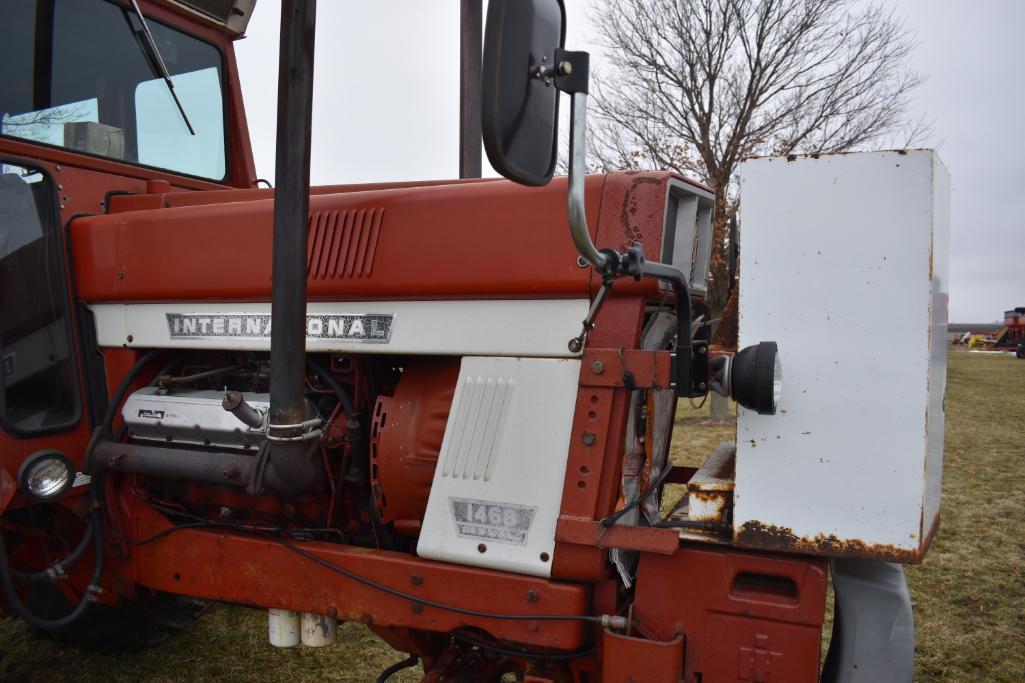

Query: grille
left=440, top=375, right=515, bottom=481
left=306, top=208, right=384, bottom=279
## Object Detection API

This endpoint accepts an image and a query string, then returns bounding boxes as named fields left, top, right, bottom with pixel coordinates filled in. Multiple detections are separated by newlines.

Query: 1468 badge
left=449, top=497, right=537, bottom=546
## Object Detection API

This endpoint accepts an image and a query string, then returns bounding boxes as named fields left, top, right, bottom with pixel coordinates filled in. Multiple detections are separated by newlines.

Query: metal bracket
left=554, top=48, right=590, bottom=94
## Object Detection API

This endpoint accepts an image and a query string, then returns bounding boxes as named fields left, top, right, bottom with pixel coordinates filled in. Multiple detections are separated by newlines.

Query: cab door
left=0, top=160, right=86, bottom=509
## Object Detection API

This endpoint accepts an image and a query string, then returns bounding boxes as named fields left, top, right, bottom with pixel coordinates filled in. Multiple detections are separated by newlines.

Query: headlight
left=18, top=450, right=75, bottom=501
left=717, top=341, right=781, bottom=415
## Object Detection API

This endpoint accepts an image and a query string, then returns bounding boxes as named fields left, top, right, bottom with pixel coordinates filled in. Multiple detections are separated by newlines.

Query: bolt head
left=590, top=360, right=605, bottom=374
left=559, top=61, right=573, bottom=75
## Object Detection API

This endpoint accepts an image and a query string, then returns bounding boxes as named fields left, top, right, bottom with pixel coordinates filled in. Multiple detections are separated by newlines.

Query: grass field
left=1, top=350, right=1022, bottom=681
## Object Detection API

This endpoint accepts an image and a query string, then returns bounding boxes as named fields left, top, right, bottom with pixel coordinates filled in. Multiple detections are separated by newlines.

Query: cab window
left=0, top=0, right=227, bottom=181
left=0, top=162, right=79, bottom=434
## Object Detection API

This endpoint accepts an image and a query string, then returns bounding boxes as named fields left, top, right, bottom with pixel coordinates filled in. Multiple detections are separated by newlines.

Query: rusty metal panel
left=733, top=150, right=950, bottom=562
left=601, top=629, right=684, bottom=682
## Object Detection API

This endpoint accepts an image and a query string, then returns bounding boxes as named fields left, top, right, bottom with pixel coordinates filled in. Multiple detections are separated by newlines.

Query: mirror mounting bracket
left=563, top=74, right=701, bottom=397
left=554, top=48, right=590, bottom=94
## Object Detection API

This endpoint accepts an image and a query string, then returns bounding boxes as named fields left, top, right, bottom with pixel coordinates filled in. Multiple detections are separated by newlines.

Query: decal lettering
left=165, top=313, right=393, bottom=343
left=449, top=497, right=536, bottom=546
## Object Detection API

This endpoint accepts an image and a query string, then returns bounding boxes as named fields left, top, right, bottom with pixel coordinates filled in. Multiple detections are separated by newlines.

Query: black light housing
left=716, top=341, right=781, bottom=415
left=17, top=450, right=75, bottom=501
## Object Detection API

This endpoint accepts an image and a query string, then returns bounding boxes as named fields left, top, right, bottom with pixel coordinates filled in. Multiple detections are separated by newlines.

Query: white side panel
left=923, top=156, right=951, bottom=533
left=734, top=150, right=948, bottom=559
left=89, top=300, right=589, bottom=358
left=417, top=356, right=581, bottom=577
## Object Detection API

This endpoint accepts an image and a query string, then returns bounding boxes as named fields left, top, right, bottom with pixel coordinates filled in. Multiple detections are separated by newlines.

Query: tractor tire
left=24, top=581, right=211, bottom=651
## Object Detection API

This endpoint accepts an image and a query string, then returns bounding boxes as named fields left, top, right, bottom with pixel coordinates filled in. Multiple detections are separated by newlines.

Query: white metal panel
left=88, top=299, right=589, bottom=358
left=417, top=356, right=580, bottom=577
left=733, top=150, right=949, bottom=560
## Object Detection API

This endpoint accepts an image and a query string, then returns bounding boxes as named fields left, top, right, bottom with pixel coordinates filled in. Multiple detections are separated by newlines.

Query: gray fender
left=821, top=559, right=915, bottom=683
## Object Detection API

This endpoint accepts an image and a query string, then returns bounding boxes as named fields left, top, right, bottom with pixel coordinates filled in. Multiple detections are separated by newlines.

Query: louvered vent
left=440, top=376, right=515, bottom=481
left=306, top=208, right=384, bottom=279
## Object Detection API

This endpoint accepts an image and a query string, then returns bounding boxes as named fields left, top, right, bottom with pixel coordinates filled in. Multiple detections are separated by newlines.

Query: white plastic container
left=268, top=608, right=300, bottom=647
left=300, top=612, right=337, bottom=647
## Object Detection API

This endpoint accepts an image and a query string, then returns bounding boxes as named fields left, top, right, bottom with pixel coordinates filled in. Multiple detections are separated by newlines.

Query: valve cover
left=122, top=387, right=270, bottom=450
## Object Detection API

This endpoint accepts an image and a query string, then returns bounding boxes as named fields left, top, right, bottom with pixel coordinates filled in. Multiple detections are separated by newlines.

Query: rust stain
left=690, top=490, right=729, bottom=505
left=617, top=175, right=663, bottom=247
left=734, top=521, right=925, bottom=564
left=709, top=451, right=736, bottom=481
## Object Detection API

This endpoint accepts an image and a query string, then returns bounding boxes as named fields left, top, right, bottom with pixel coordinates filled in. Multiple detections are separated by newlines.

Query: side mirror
left=481, top=0, right=565, bottom=187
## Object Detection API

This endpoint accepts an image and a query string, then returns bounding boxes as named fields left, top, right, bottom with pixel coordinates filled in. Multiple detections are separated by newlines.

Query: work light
left=18, top=450, right=75, bottom=501
left=713, top=341, right=781, bottom=415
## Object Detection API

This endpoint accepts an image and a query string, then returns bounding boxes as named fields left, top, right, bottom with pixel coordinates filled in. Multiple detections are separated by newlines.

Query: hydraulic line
left=8, top=520, right=94, bottom=582
left=1, top=350, right=161, bottom=628
left=306, top=357, right=354, bottom=416
left=375, top=654, right=419, bottom=682
left=0, top=506, right=104, bottom=630
left=101, top=349, right=164, bottom=433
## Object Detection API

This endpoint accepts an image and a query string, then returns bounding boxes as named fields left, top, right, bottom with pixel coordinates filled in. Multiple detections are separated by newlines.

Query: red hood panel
left=71, top=172, right=681, bottom=303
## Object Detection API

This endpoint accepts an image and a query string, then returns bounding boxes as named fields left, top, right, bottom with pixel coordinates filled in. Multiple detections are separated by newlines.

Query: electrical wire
left=654, top=519, right=729, bottom=532
left=122, top=508, right=603, bottom=625
left=450, top=629, right=596, bottom=662
left=600, top=459, right=676, bottom=528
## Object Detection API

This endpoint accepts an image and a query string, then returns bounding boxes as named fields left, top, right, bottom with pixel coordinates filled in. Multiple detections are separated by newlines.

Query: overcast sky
left=235, top=1, right=1023, bottom=323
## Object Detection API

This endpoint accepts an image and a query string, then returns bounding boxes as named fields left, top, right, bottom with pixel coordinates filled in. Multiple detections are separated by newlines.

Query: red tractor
left=0, top=1, right=945, bottom=681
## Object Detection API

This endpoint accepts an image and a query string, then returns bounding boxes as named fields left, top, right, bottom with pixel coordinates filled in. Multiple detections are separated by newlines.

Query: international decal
left=166, top=313, right=393, bottom=343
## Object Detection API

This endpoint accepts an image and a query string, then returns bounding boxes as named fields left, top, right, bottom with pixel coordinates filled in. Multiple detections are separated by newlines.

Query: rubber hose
left=305, top=357, right=354, bottom=417
left=101, top=349, right=164, bottom=433
left=376, top=654, right=419, bottom=683
left=0, top=510, right=104, bottom=630
left=9, top=520, right=94, bottom=582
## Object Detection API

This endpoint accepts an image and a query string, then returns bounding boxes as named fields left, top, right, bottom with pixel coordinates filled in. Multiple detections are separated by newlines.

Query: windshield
left=0, top=0, right=227, bottom=181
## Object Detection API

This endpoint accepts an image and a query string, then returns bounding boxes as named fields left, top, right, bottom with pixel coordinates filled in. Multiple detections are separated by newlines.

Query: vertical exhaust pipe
left=266, top=0, right=318, bottom=496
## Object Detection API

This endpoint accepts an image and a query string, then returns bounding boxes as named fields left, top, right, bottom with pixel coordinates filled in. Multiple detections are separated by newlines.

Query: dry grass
left=1, top=350, right=1022, bottom=681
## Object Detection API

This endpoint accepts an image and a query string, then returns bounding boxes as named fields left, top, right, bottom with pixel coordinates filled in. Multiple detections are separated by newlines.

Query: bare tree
left=588, top=0, right=929, bottom=317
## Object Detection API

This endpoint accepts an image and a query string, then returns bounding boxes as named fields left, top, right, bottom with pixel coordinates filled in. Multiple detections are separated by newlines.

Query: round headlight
left=18, top=450, right=75, bottom=501
left=728, top=341, right=781, bottom=415
left=772, top=351, right=783, bottom=413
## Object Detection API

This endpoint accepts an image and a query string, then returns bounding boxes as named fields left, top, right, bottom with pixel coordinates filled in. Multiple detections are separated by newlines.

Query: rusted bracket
left=556, top=516, right=680, bottom=555
left=580, top=349, right=673, bottom=390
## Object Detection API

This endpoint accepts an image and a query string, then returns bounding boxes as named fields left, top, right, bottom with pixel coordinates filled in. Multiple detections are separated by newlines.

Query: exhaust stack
left=266, top=0, right=318, bottom=496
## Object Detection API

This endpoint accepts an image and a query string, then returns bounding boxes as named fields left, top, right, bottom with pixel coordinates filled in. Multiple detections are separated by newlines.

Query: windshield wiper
left=128, top=0, right=196, bottom=136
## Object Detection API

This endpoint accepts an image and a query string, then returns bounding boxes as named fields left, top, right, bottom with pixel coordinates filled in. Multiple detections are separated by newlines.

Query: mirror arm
left=567, top=92, right=609, bottom=272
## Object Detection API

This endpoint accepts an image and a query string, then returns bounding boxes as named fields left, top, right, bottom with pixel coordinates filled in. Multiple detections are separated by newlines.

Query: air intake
left=306, top=208, right=384, bottom=279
